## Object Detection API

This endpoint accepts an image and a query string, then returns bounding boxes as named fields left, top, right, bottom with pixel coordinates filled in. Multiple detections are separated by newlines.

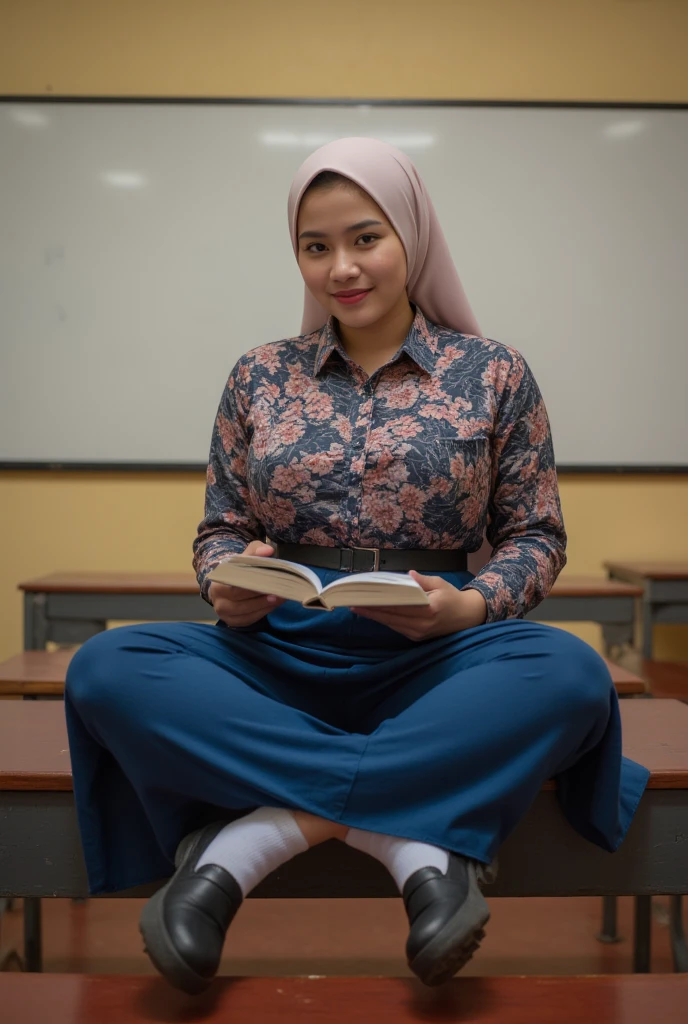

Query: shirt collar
left=312, top=305, right=440, bottom=378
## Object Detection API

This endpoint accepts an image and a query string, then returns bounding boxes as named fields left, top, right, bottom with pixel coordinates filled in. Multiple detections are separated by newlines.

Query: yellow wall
left=3, top=0, right=688, bottom=102
left=2, top=0, right=687, bottom=661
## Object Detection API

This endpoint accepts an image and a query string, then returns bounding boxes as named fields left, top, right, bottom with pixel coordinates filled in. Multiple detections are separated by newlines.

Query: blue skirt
left=64, top=567, right=650, bottom=895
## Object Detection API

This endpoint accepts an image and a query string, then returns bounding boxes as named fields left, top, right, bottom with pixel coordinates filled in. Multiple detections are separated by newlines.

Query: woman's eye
left=356, top=234, right=378, bottom=245
left=305, top=242, right=328, bottom=253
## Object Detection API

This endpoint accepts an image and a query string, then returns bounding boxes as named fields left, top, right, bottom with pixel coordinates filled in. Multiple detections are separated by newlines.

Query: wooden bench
left=1, top=700, right=686, bottom=976
left=605, top=561, right=688, bottom=660
left=0, top=648, right=648, bottom=697
left=1, top=973, right=687, bottom=1024
left=18, top=571, right=642, bottom=653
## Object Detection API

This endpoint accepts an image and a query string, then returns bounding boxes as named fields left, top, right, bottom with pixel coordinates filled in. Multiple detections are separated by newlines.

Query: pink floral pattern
left=193, top=307, right=566, bottom=621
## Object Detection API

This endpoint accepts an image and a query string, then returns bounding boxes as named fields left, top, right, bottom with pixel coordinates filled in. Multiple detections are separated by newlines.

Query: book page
left=213, top=555, right=322, bottom=591
left=321, top=585, right=429, bottom=609
left=320, top=571, right=430, bottom=607
left=207, top=557, right=323, bottom=602
left=207, top=564, right=315, bottom=603
left=323, top=572, right=420, bottom=590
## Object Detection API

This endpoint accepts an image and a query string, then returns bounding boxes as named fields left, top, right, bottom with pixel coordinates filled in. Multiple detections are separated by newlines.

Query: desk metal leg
left=601, top=624, right=635, bottom=660
left=23, top=593, right=48, bottom=651
left=633, top=895, right=652, bottom=973
left=670, top=896, right=688, bottom=972
left=597, top=895, right=622, bottom=943
left=0, top=947, right=23, bottom=971
left=23, top=898, right=42, bottom=972
left=641, top=595, right=654, bottom=661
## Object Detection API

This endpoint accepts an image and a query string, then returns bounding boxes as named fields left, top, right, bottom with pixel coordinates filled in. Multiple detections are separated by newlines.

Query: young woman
left=65, top=137, right=649, bottom=995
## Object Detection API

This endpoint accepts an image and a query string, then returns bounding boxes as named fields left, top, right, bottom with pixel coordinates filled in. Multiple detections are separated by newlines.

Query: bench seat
left=0, top=699, right=687, bottom=901
left=4, top=698, right=681, bottom=794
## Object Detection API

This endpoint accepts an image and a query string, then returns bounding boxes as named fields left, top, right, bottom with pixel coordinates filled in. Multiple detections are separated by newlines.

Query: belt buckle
left=350, top=546, right=380, bottom=573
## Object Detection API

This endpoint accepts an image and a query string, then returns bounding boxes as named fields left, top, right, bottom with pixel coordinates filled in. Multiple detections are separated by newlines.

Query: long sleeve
left=192, top=358, right=266, bottom=601
left=463, top=353, right=567, bottom=621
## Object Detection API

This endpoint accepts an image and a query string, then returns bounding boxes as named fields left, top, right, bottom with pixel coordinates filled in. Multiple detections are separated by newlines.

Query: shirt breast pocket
left=428, top=436, right=492, bottom=535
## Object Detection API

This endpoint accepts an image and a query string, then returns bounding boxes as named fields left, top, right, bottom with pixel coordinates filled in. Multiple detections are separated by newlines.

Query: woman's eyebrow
left=298, top=219, right=383, bottom=241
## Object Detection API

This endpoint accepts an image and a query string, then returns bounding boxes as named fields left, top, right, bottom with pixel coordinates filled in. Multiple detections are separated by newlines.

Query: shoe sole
left=407, top=883, right=490, bottom=987
left=138, top=825, right=224, bottom=995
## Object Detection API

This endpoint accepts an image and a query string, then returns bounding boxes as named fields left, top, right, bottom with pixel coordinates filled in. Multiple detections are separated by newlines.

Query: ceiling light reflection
left=9, top=107, right=49, bottom=128
left=100, top=170, right=148, bottom=189
left=603, top=121, right=645, bottom=140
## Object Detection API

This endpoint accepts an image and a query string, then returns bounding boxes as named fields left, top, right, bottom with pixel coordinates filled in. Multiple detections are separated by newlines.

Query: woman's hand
left=209, top=540, right=286, bottom=629
left=351, top=570, right=487, bottom=641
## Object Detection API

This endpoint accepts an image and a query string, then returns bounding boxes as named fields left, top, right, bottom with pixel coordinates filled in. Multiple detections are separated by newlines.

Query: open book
left=207, top=554, right=430, bottom=611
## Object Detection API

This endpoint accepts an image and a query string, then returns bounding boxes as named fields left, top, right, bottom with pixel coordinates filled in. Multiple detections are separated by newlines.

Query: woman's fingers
left=215, top=593, right=285, bottom=627
left=211, top=581, right=281, bottom=603
left=209, top=542, right=283, bottom=627
left=213, top=583, right=265, bottom=601
left=351, top=607, right=425, bottom=626
left=243, top=541, right=275, bottom=556
left=228, top=585, right=270, bottom=601
left=351, top=607, right=426, bottom=639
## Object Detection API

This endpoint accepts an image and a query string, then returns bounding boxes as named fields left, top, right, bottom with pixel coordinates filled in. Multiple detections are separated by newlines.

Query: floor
left=1, top=894, right=683, bottom=977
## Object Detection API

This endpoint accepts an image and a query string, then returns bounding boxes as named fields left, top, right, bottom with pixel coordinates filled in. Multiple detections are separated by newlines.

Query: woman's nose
left=330, top=249, right=360, bottom=281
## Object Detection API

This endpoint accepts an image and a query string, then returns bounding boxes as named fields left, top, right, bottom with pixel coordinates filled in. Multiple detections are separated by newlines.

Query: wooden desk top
left=0, top=700, right=72, bottom=790
left=551, top=575, right=642, bottom=597
left=18, top=571, right=200, bottom=594
left=18, top=570, right=643, bottom=597
left=0, top=650, right=646, bottom=696
left=2, top=974, right=687, bottom=1024
left=605, top=561, right=688, bottom=581
left=0, top=649, right=75, bottom=695
left=0, top=698, right=684, bottom=792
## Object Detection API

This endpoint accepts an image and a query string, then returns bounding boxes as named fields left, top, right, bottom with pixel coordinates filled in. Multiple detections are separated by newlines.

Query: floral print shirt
left=193, top=306, right=566, bottom=621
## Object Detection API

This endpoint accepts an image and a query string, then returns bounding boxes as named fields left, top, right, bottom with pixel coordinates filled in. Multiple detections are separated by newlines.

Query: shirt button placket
left=349, top=387, right=372, bottom=537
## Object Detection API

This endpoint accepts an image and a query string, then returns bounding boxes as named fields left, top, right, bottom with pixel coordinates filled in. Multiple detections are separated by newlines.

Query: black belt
left=271, top=542, right=468, bottom=575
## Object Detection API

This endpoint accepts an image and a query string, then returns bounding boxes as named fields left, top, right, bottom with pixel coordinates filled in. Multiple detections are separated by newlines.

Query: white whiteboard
left=1, top=101, right=687, bottom=468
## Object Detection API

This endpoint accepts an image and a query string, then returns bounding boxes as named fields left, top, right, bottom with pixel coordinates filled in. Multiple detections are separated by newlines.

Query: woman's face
left=296, top=183, right=409, bottom=330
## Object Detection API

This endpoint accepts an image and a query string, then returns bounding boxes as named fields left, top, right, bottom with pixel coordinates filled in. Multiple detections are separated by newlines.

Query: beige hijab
left=287, top=136, right=481, bottom=337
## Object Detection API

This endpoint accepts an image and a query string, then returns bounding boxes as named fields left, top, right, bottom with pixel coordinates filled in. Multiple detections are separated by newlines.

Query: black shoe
left=403, top=854, right=493, bottom=986
left=139, top=821, right=243, bottom=994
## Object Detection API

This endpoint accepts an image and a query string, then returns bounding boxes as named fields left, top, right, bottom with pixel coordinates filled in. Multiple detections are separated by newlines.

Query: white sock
left=196, top=807, right=309, bottom=897
left=345, top=828, right=449, bottom=892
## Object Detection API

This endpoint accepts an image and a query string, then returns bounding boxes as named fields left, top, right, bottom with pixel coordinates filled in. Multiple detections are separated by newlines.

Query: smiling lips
left=332, top=289, right=372, bottom=305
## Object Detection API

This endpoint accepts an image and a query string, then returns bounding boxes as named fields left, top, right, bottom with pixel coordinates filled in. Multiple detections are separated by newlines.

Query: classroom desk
left=19, top=573, right=212, bottom=650
left=0, top=649, right=648, bottom=697
left=525, top=575, right=642, bottom=651
left=19, top=571, right=642, bottom=652
left=1, top=700, right=686, bottom=976
left=605, top=562, right=688, bottom=660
